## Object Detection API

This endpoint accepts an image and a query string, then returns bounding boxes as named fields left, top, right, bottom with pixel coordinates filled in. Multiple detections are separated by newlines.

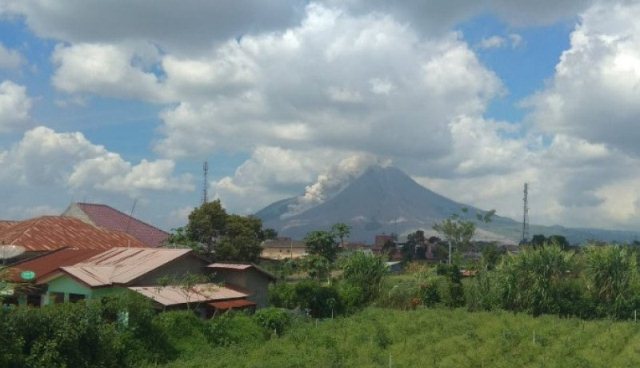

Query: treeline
left=378, top=243, right=640, bottom=320
left=0, top=292, right=293, bottom=367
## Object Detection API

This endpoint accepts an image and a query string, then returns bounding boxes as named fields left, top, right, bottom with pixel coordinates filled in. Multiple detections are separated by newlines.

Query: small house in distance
left=261, top=237, right=308, bottom=260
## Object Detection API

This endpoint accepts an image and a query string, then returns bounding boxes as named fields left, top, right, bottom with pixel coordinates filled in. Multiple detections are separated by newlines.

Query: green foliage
left=299, top=254, right=332, bottom=280
left=269, top=280, right=343, bottom=318
left=253, top=307, right=291, bottom=336
left=186, top=200, right=227, bottom=252
left=497, top=244, right=577, bottom=316
left=331, top=222, right=351, bottom=247
left=206, top=312, right=265, bottom=347
left=183, top=200, right=267, bottom=262
left=341, top=252, right=388, bottom=303
left=584, top=245, right=640, bottom=318
left=159, top=307, right=640, bottom=368
left=304, top=230, right=339, bottom=262
left=0, top=292, right=176, bottom=367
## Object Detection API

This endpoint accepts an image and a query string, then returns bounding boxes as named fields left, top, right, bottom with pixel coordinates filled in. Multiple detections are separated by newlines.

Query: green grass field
left=160, top=307, right=640, bottom=368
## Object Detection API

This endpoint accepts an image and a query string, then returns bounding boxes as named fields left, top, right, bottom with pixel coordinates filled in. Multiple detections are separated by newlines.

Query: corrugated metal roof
left=208, top=263, right=276, bottom=280
left=208, top=263, right=252, bottom=270
left=0, top=216, right=147, bottom=252
left=71, top=203, right=169, bottom=248
left=129, top=283, right=248, bottom=306
left=61, top=247, right=192, bottom=287
left=0, top=221, right=17, bottom=232
left=7, top=247, right=103, bottom=283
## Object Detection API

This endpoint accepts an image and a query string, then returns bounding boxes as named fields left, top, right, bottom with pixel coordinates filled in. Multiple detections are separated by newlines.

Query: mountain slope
left=256, top=166, right=640, bottom=244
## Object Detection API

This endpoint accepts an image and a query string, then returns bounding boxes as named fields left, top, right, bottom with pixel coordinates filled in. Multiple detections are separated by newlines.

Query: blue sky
left=2, top=0, right=640, bottom=234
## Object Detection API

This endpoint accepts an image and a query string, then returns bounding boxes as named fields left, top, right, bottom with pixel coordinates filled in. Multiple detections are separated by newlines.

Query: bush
left=206, top=312, right=265, bottom=347
left=341, top=252, right=388, bottom=303
left=269, top=280, right=343, bottom=318
left=253, top=307, right=291, bottom=336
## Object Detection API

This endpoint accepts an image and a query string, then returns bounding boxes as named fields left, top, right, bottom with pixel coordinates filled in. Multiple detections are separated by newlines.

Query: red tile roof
left=71, top=203, right=169, bottom=248
left=7, top=247, right=103, bottom=283
left=0, top=216, right=147, bottom=252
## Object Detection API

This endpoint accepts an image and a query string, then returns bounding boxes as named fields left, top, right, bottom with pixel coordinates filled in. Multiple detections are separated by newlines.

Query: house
left=207, top=263, right=276, bottom=308
left=130, top=284, right=255, bottom=317
left=0, top=216, right=146, bottom=258
left=41, top=247, right=207, bottom=305
left=4, top=247, right=104, bottom=306
left=261, top=237, right=308, bottom=260
left=63, top=202, right=169, bottom=248
left=29, top=247, right=264, bottom=315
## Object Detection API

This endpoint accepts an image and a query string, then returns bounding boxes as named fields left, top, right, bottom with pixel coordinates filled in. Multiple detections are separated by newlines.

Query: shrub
left=253, top=307, right=291, bottom=336
left=206, top=312, right=265, bottom=346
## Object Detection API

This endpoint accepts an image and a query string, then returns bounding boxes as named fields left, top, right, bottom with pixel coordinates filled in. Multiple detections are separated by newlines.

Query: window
left=68, top=293, right=86, bottom=303
left=49, top=292, right=65, bottom=304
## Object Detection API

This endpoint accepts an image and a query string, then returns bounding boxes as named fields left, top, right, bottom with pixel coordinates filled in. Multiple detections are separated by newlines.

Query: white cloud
left=527, top=2, right=640, bottom=157
left=1, top=126, right=193, bottom=195
left=51, top=42, right=165, bottom=102
left=155, top=5, right=502, bottom=159
left=0, top=80, right=32, bottom=133
left=478, top=34, right=523, bottom=49
left=479, top=36, right=506, bottom=49
left=1, top=0, right=306, bottom=56
left=0, top=43, right=23, bottom=69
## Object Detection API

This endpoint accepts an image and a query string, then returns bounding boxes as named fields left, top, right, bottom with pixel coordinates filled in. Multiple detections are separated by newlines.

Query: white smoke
left=283, top=154, right=391, bottom=217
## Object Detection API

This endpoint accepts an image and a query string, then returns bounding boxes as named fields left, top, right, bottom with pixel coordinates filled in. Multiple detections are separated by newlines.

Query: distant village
left=0, top=201, right=524, bottom=315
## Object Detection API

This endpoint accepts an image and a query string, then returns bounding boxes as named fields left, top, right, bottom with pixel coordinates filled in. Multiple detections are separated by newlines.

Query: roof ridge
left=76, top=202, right=169, bottom=235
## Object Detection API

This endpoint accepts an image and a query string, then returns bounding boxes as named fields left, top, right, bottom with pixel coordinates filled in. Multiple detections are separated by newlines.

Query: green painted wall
left=43, top=275, right=126, bottom=305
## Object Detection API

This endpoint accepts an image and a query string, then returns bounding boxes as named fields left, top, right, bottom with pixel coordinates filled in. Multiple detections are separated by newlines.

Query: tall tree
left=305, top=230, right=339, bottom=262
left=433, top=208, right=494, bottom=264
left=186, top=200, right=227, bottom=253
left=331, top=223, right=351, bottom=248
left=182, top=201, right=268, bottom=262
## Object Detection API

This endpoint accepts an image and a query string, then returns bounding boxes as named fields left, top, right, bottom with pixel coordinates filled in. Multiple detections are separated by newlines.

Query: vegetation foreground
left=161, top=307, right=640, bottom=368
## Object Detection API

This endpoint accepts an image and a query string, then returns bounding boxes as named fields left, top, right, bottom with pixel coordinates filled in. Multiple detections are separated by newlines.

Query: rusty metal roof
left=7, top=247, right=103, bottom=283
left=0, top=221, right=17, bottom=232
left=129, top=283, right=248, bottom=306
left=209, top=299, right=256, bottom=310
left=0, top=216, right=147, bottom=252
left=60, top=247, right=192, bottom=287
left=208, top=263, right=276, bottom=280
left=70, top=203, right=169, bottom=248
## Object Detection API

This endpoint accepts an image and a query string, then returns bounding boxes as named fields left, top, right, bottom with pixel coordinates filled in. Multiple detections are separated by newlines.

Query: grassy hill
left=160, top=307, right=640, bottom=368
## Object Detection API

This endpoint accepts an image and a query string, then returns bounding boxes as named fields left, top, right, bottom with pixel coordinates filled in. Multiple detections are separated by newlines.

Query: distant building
left=261, top=237, right=308, bottom=260
left=63, top=202, right=169, bottom=248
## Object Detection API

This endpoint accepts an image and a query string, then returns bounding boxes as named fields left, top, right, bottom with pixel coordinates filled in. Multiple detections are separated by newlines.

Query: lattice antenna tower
left=522, top=183, right=529, bottom=243
left=202, top=161, right=209, bottom=205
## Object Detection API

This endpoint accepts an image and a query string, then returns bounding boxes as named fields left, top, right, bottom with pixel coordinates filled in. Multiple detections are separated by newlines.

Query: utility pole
left=202, top=161, right=208, bottom=205
left=522, top=183, right=529, bottom=244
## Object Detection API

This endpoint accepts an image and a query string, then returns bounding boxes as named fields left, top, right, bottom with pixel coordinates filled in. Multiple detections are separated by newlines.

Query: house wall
left=43, top=275, right=127, bottom=305
left=213, top=269, right=272, bottom=308
left=132, top=254, right=208, bottom=286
